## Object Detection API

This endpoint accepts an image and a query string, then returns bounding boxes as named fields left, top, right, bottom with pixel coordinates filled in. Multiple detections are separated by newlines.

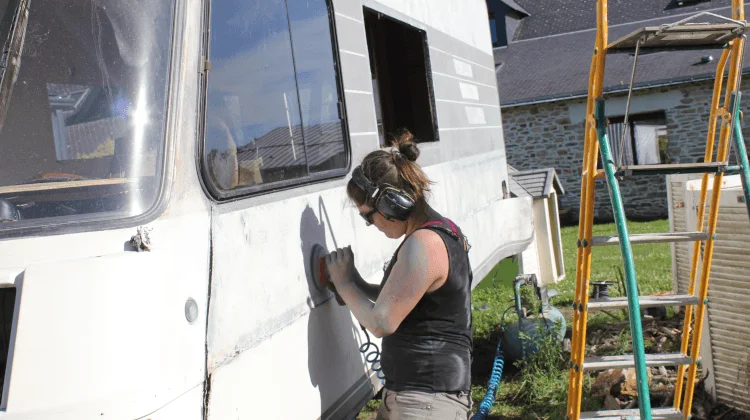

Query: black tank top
left=379, top=215, right=473, bottom=393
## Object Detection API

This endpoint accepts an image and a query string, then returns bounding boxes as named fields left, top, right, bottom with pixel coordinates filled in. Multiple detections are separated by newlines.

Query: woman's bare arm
left=329, top=229, right=448, bottom=337
left=349, top=271, right=380, bottom=302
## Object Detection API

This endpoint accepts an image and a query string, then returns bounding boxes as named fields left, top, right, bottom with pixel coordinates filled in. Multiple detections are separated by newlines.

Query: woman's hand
left=324, top=246, right=355, bottom=287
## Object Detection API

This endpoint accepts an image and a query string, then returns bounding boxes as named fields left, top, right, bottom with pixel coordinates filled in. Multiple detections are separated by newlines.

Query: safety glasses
left=359, top=208, right=378, bottom=226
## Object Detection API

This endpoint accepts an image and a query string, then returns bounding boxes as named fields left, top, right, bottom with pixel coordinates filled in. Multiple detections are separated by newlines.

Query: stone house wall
left=501, top=79, right=750, bottom=223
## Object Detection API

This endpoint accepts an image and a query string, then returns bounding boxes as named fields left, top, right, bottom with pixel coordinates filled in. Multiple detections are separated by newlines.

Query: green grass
left=469, top=219, right=673, bottom=418
left=475, top=257, right=520, bottom=291
left=549, top=218, right=673, bottom=305
left=359, top=219, right=674, bottom=419
left=357, top=399, right=382, bottom=419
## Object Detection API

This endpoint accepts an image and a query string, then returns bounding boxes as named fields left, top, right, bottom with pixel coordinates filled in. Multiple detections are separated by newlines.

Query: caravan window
left=0, top=0, right=174, bottom=230
left=202, top=0, right=349, bottom=198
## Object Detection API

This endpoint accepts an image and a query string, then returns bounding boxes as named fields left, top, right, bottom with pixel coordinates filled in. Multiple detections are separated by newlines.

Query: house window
left=364, top=9, right=438, bottom=146
left=605, top=112, right=669, bottom=166
left=489, top=12, right=499, bottom=47
left=202, top=0, right=349, bottom=198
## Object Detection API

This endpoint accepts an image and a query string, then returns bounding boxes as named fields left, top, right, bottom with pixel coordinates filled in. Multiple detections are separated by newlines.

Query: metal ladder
left=566, top=1, right=750, bottom=419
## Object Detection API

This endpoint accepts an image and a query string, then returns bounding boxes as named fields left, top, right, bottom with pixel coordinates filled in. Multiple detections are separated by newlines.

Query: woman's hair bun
left=391, top=128, right=420, bottom=162
left=348, top=127, right=432, bottom=206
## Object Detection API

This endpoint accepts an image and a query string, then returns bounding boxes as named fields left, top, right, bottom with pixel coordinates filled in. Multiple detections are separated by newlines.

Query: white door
left=199, top=0, right=378, bottom=417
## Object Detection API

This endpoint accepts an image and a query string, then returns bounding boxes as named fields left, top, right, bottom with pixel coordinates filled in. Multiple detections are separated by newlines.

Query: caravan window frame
left=197, top=0, right=351, bottom=202
left=0, top=0, right=179, bottom=239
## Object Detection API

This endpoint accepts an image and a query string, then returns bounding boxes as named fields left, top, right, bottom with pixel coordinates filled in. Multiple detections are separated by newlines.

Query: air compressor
left=501, top=274, right=566, bottom=363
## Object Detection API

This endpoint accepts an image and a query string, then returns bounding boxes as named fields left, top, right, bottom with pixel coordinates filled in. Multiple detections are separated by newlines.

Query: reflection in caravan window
left=0, top=0, right=174, bottom=227
left=203, top=0, right=348, bottom=197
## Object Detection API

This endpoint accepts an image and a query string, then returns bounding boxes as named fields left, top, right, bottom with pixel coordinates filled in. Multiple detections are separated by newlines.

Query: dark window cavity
left=0, top=287, right=15, bottom=405
left=364, top=9, right=438, bottom=146
left=0, top=0, right=174, bottom=230
left=202, top=0, right=349, bottom=197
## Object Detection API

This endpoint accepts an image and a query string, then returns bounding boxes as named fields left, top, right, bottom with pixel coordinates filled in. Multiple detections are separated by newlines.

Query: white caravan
left=0, top=0, right=534, bottom=418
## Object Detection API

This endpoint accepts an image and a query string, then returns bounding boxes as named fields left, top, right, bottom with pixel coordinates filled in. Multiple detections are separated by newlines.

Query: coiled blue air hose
left=360, top=326, right=385, bottom=383
left=471, top=306, right=513, bottom=420
left=471, top=337, right=505, bottom=420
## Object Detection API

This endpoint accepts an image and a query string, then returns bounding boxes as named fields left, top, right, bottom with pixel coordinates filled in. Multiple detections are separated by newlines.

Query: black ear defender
left=351, top=166, right=416, bottom=222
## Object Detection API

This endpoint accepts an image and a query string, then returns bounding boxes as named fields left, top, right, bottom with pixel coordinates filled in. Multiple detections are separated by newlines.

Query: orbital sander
left=310, top=244, right=346, bottom=306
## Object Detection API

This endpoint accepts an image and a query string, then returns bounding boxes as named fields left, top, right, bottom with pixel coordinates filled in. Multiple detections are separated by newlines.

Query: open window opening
left=364, top=9, right=438, bottom=146
left=601, top=111, right=669, bottom=167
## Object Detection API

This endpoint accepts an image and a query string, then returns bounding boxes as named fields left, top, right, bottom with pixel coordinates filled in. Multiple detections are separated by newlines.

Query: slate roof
left=236, top=121, right=345, bottom=170
left=512, top=0, right=731, bottom=41
left=508, top=165, right=565, bottom=198
left=500, top=0, right=530, bottom=16
left=494, top=6, right=750, bottom=106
